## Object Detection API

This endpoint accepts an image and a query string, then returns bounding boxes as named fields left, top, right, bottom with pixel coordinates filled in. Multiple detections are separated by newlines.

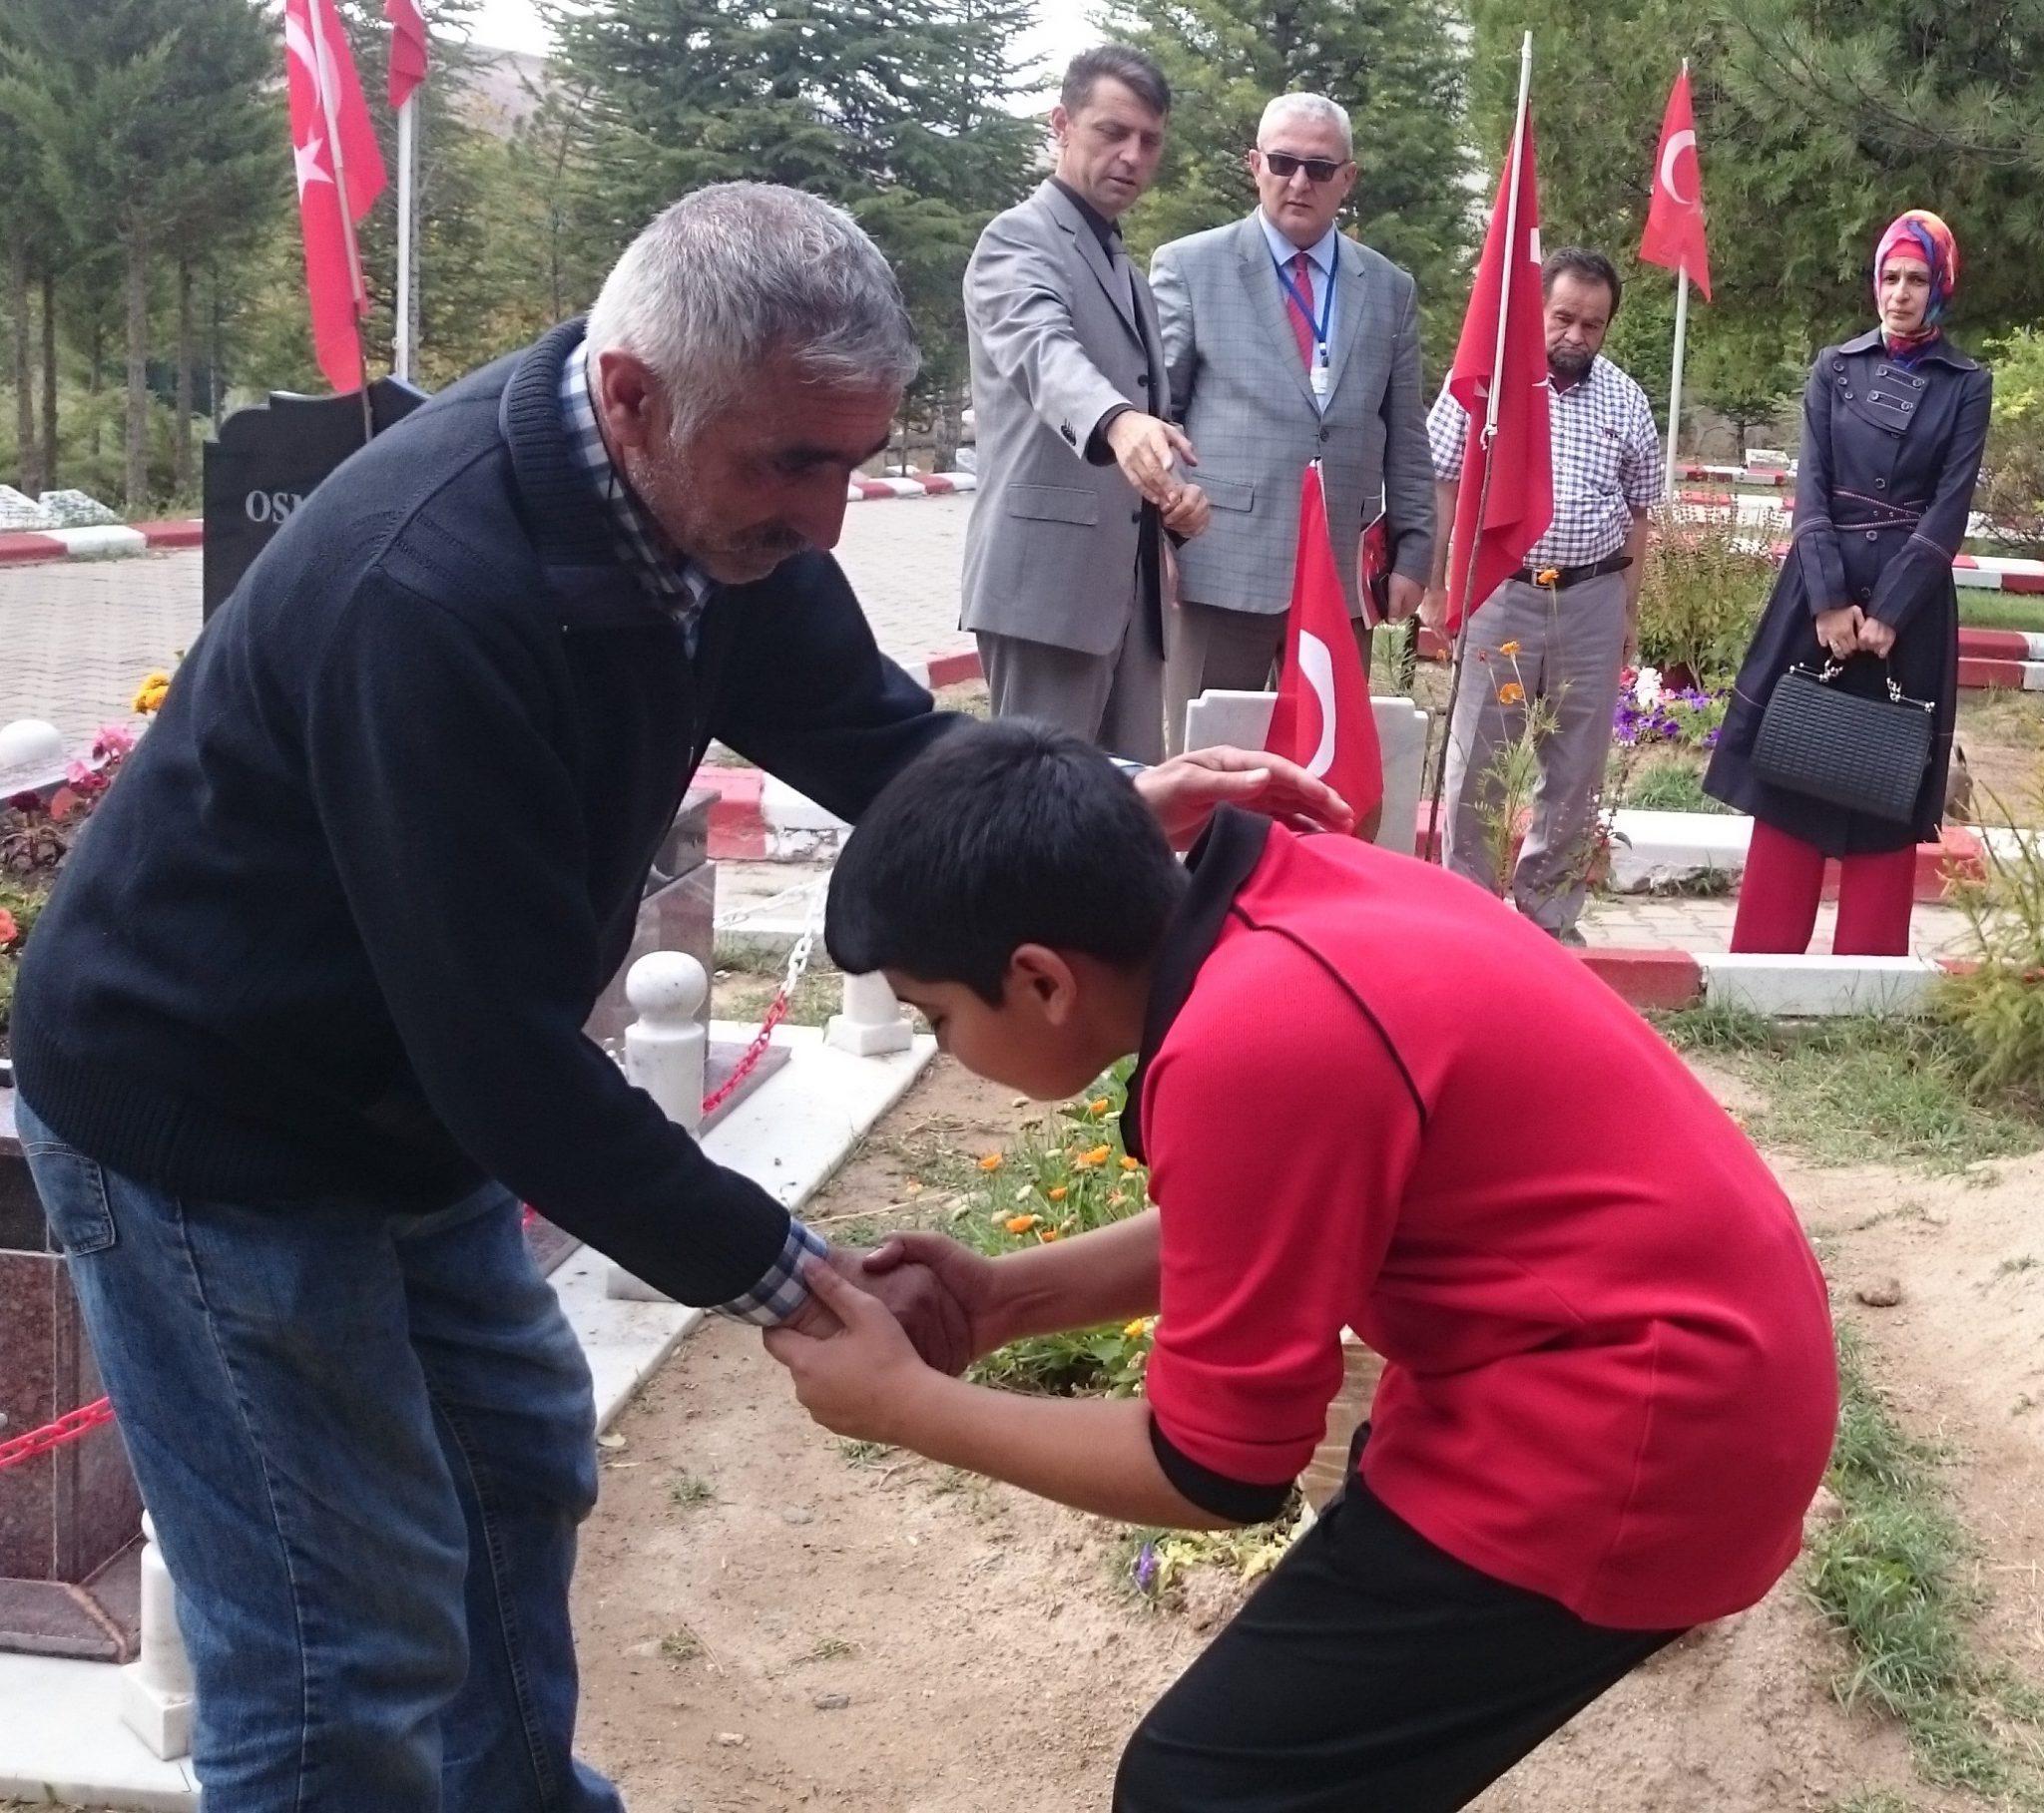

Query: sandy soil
left=572, top=1056, right=2044, bottom=1812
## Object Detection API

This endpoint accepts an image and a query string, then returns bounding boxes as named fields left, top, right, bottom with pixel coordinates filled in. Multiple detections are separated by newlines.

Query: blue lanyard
left=1273, top=252, right=1334, bottom=356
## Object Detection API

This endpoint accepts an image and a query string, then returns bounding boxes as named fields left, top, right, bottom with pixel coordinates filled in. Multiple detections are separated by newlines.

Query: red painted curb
left=0, top=531, right=65, bottom=563
left=920, top=474, right=956, bottom=495
left=136, top=518, right=204, bottom=550
left=1580, top=948, right=1704, bottom=1012
left=2004, top=572, right=2044, bottom=597
left=850, top=479, right=895, bottom=500
left=1959, top=656, right=2029, bottom=689
left=925, top=649, right=984, bottom=689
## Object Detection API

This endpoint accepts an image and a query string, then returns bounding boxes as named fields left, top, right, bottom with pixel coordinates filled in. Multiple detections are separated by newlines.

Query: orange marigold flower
left=0, top=908, right=17, bottom=946
left=1004, top=1214, right=1040, bottom=1234
left=1046, top=1185, right=1069, bottom=1201
left=1089, top=1097, right=1111, bottom=1116
left=1497, top=681, right=1526, bottom=705
left=1535, top=568, right=1560, bottom=589
left=1123, top=1316, right=1157, bottom=1340
left=1119, top=1154, right=1140, bottom=1172
left=1083, top=1143, right=1113, bottom=1165
left=978, top=1153, right=1003, bottom=1172
left=1499, top=639, right=1522, bottom=657
left=1038, top=1227, right=1062, bottom=1242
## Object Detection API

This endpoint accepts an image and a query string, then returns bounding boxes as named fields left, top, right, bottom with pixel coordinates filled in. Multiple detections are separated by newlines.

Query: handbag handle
left=1788, top=657, right=1932, bottom=713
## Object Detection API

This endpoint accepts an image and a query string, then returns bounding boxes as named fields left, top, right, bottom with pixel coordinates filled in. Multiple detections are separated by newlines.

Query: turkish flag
left=387, top=0, right=429, bottom=112
left=1268, top=464, right=1383, bottom=824
left=1443, top=115, right=1551, bottom=637
left=1356, top=511, right=1389, bottom=629
left=283, top=0, right=386, bottom=392
left=1640, top=66, right=1712, bottom=300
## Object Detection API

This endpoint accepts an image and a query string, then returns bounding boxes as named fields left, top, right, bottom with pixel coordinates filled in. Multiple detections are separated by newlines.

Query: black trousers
left=1114, top=1465, right=1683, bottom=1811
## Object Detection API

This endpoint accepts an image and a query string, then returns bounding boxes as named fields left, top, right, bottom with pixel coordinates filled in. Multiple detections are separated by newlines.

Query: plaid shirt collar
left=559, top=339, right=713, bottom=648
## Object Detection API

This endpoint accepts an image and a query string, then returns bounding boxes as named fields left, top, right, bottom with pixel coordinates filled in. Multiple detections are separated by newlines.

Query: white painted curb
left=1698, top=952, right=1942, bottom=1017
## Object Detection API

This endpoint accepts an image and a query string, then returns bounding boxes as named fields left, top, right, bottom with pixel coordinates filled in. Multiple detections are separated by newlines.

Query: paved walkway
left=0, top=498, right=976, bottom=748
left=1583, top=892, right=1973, bottom=959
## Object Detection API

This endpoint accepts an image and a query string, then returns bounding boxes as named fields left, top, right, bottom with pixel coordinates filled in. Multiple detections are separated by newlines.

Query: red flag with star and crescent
left=1443, top=114, right=1550, bottom=637
left=284, top=0, right=386, bottom=392
left=1267, top=463, right=1383, bottom=824
left=1640, top=66, right=1712, bottom=300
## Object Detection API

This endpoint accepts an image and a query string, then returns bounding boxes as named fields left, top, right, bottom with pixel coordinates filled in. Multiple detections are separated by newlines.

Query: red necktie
left=1284, top=250, right=1315, bottom=369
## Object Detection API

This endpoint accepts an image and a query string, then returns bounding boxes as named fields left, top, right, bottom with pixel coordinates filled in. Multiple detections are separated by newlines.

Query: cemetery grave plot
left=571, top=1052, right=2044, bottom=1813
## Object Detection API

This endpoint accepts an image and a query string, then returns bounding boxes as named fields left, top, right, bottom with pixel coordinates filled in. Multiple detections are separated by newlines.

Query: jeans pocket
left=22, top=1145, right=119, bottom=1256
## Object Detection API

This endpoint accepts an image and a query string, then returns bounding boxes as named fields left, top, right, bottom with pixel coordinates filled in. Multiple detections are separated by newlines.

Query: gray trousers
left=1442, top=572, right=1627, bottom=935
left=1163, top=599, right=1375, bottom=757
left=978, top=605, right=1167, bottom=765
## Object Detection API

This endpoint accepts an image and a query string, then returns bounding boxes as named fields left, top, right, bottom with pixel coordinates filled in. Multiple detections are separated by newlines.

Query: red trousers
left=1730, top=819, right=1915, bottom=956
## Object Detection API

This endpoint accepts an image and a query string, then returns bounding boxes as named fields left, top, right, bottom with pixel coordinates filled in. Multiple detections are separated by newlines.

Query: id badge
left=1309, top=352, right=1331, bottom=399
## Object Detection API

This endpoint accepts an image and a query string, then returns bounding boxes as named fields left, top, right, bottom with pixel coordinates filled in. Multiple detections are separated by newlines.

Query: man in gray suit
left=962, top=47, right=1211, bottom=764
left=1150, top=93, right=1434, bottom=752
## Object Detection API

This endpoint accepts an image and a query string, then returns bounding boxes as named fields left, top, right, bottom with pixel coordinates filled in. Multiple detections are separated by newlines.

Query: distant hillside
left=462, top=43, right=551, bottom=137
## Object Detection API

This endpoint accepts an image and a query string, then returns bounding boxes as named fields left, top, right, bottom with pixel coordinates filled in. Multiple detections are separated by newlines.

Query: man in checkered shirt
left=1423, top=246, right=1661, bottom=943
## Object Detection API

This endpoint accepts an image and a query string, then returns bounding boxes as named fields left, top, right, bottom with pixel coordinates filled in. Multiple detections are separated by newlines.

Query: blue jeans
left=18, top=1098, right=625, bottom=1813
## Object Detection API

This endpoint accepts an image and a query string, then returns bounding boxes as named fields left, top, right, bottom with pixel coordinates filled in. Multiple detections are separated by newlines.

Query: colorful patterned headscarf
left=1873, top=211, right=1957, bottom=352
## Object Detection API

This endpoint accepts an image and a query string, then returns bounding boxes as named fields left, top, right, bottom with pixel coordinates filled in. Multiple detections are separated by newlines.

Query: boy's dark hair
left=826, top=718, right=1187, bottom=1005
left=1062, top=45, right=1171, bottom=119
left=1541, top=245, right=1622, bottom=317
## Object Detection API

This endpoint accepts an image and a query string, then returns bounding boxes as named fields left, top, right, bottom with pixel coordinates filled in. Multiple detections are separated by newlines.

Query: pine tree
left=1111, top=0, right=1473, bottom=368
left=544, top=0, right=1038, bottom=424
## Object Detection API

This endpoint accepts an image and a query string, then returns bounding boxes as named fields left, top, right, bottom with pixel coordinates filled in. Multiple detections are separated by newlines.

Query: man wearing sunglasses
left=1150, top=92, right=1435, bottom=753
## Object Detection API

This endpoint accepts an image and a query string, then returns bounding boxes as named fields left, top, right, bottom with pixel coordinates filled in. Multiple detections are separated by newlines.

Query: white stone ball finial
left=624, top=952, right=708, bottom=1133
left=624, top=950, right=709, bottom=1026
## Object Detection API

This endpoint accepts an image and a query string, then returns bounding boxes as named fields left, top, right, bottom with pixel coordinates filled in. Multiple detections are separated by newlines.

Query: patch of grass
left=1655, top=1012, right=2044, bottom=1175
left=1613, top=750, right=1736, bottom=815
left=658, top=1626, right=703, bottom=1662
left=668, top=1472, right=714, bottom=1508
left=836, top=1439, right=895, bottom=1469
left=1959, top=595, right=2044, bottom=635
left=1994, top=1255, right=2041, bottom=1279
left=1807, top=1327, right=2044, bottom=1803
left=712, top=943, right=843, bottom=1031
left=1119, top=1495, right=1309, bottom=1608
left=801, top=1635, right=856, bottom=1663
left=1824, top=1793, right=1917, bottom=1813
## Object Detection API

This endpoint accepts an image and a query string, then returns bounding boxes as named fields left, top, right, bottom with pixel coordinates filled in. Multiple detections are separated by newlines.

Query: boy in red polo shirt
left=766, top=719, right=1837, bottom=1811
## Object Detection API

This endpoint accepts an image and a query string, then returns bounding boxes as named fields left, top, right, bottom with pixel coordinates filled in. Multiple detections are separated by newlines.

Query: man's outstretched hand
left=1132, top=746, right=1355, bottom=849
left=779, top=1244, right=972, bottom=1376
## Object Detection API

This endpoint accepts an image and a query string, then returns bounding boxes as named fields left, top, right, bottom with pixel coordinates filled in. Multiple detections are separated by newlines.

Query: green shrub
left=1637, top=512, right=1776, bottom=684
left=1974, top=327, right=2044, bottom=558
left=1937, top=776, right=2044, bottom=1108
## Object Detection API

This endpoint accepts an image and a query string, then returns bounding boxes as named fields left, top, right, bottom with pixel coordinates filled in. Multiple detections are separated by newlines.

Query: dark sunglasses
left=1261, top=151, right=1347, bottom=184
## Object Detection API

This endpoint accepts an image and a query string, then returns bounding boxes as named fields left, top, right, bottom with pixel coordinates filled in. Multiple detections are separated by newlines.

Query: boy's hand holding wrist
left=859, top=1232, right=1019, bottom=1362
left=764, top=1258, right=954, bottom=1449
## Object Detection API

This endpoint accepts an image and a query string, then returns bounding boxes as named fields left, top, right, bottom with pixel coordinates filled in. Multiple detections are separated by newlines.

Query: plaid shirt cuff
left=714, top=1218, right=830, bottom=1326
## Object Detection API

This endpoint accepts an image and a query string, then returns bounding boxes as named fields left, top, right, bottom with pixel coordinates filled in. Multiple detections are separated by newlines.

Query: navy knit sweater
left=13, top=321, right=951, bottom=1303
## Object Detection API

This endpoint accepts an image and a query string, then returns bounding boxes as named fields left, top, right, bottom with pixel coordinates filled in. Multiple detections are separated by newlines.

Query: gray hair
left=1257, top=93, right=1353, bottom=159
left=586, top=183, right=921, bottom=437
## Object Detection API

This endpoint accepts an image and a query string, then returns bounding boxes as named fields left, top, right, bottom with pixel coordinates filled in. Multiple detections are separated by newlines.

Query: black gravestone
left=202, top=378, right=430, bottom=621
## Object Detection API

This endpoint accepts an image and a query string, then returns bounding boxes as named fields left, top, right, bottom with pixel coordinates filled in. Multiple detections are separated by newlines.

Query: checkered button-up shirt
left=559, top=339, right=715, bottom=656
left=1427, top=354, right=1661, bottom=569
left=561, top=338, right=829, bottom=1325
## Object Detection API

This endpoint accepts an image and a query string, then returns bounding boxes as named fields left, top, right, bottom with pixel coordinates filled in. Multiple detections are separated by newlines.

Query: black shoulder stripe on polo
left=1149, top=1415, right=1292, bottom=1527
left=1228, top=907, right=1429, bottom=1135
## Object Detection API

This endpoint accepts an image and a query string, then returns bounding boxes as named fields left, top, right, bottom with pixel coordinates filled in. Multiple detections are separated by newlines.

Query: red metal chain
left=0, top=1396, right=115, bottom=1472
left=701, top=987, right=792, bottom=1116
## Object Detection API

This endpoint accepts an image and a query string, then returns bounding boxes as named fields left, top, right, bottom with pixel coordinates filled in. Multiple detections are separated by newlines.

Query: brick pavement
left=1581, top=892, right=1973, bottom=958
left=0, top=498, right=976, bottom=749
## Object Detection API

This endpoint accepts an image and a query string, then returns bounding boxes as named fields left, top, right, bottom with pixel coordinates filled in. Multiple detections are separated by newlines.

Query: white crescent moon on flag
left=1298, top=632, right=1337, bottom=779
left=1660, top=129, right=1697, bottom=207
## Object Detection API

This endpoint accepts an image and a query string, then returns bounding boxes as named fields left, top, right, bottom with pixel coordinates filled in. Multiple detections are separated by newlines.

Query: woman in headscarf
left=1706, top=211, right=1992, bottom=955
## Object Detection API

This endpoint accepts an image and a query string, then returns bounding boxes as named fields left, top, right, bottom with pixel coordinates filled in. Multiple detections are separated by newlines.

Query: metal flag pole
left=1423, top=31, right=1534, bottom=860
left=1662, top=58, right=1693, bottom=500
left=394, top=92, right=415, bottom=383
left=311, top=0, right=375, bottom=443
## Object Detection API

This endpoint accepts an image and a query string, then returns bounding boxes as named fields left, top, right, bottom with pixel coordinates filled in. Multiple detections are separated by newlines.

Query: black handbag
left=1751, top=659, right=1935, bottom=824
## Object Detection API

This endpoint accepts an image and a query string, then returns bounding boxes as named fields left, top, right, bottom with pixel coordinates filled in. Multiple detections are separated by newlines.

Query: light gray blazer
left=961, top=181, right=1169, bottom=657
left=1149, top=213, right=1435, bottom=618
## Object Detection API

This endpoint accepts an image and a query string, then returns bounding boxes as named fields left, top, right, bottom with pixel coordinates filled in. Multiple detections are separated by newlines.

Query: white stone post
left=119, top=1512, right=195, bottom=1761
left=824, top=971, right=912, bottom=1056
left=608, top=953, right=710, bottom=1301
left=623, top=952, right=708, bottom=1134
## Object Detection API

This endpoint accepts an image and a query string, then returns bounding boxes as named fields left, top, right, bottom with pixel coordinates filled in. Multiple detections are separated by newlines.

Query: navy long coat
left=1706, top=329, right=1992, bottom=854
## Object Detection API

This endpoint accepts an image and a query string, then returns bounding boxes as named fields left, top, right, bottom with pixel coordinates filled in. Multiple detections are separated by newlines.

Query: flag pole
left=1424, top=30, right=1535, bottom=858
left=394, top=92, right=415, bottom=383
left=1661, top=61, right=1693, bottom=499
left=1664, top=260, right=1690, bottom=499
left=311, top=0, right=375, bottom=442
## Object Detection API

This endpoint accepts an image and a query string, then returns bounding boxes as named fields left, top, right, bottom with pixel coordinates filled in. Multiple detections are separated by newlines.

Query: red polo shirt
left=1129, top=811, right=1836, bottom=1630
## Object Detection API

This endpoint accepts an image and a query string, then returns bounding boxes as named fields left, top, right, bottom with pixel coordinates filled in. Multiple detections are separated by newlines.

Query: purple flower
left=1133, top=1541, right=1159, bottom=1592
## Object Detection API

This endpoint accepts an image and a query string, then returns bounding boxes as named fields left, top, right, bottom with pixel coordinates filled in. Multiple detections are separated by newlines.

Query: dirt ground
left=571, top=1055, right=2044, bottom=1812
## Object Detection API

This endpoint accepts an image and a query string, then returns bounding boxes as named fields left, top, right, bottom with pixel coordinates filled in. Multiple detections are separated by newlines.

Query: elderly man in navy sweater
left=11, top=183, right=1344, bottom=1813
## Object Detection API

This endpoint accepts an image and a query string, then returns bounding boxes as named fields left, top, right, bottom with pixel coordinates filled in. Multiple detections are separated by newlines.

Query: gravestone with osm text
left=202, top=379, right=429, bottom=620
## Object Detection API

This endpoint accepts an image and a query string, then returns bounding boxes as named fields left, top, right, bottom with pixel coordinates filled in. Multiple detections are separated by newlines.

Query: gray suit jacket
left=961, top=181, right=1169, bottom=656
left=1150, top=213, right=1434, bottom=618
